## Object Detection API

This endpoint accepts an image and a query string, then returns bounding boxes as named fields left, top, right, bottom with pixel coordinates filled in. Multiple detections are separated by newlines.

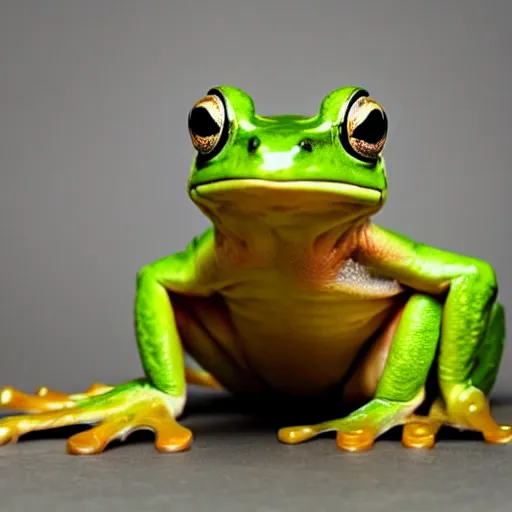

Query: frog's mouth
left=189, top=179, right=384, bottom=213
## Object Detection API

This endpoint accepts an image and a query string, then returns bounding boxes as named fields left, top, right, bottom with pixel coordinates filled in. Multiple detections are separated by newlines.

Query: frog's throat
left=189, top=179, right=384, bottom=254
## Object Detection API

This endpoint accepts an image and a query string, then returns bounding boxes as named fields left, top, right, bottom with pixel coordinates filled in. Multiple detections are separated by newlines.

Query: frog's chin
left=189, top=179, right=384, bottom=216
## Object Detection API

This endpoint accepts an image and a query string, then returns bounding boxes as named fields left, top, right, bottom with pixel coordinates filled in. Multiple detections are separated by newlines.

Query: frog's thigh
left=403, top=300, right=511, bottom=447
left=463, top=300, right=505, bottom=395
left=172, top=294, right=264, bottom=395
left=343, top=293, right=442, bottom=404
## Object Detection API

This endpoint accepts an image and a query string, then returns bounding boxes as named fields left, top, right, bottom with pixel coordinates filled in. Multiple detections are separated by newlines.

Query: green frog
left=1, top=85, right=510, bottom=454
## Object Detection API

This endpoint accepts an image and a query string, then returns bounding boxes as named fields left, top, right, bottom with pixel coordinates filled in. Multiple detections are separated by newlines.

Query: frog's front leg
left=0, top=247, right=197, bottom=454
left=0, top=230, right=221, bottom=454
left=279, top=294, right=441, bottom=452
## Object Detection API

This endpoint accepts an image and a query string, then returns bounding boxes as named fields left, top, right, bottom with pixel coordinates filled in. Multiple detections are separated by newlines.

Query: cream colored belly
left=222, top=277, right=403, bottom=396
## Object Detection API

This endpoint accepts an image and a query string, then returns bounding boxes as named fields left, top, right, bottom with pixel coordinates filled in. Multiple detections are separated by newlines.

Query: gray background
left=1, top=1, right=512, bottom=511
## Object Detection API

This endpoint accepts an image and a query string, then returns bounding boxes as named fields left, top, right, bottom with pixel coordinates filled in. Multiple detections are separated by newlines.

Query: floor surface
left=1, top=389, right=511, bottom=512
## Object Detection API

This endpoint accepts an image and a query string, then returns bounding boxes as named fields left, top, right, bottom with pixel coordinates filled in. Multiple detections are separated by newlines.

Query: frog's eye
left=340, top=92, right=388, bottom=163
left=188, top=92, right=229, bottom=158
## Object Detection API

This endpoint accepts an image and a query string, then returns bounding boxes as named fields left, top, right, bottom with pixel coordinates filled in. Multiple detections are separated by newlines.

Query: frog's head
left=186, top=85, right=388, bottom=227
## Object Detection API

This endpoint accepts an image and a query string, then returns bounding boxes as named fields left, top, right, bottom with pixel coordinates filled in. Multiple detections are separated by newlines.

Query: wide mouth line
left=190, top=178, right=383, bottom=204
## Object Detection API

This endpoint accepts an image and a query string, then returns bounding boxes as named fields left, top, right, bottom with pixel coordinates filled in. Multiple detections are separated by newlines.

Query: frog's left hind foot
left=403, top=387, right=512, bottom=449
left=405, top=302, right=512, bottom=449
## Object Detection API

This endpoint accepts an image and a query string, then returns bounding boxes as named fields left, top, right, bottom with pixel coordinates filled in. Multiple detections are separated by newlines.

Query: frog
left=1, top=85, right=510, bottom=455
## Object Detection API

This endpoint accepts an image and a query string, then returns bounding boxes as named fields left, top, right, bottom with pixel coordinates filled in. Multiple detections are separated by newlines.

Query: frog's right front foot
left=0, top=379, right=190, bottom=454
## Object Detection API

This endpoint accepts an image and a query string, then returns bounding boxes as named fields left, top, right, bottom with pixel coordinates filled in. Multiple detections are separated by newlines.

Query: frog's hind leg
left=173, top=294, right=265, bottom=396
left=467, top=301, right=505, bottom=397
left=403, top=301, right=512, bottom=448
left=184, top=367, right=223, bottom=390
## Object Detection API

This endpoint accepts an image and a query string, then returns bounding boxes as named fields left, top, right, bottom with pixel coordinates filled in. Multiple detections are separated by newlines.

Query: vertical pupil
left=189, top=107, right=221, bottom=137
left=352, top=109, right=387, bottom=143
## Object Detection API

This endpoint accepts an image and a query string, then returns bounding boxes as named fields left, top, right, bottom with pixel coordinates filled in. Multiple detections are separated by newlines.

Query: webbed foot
left=403, top=386, right=512, bottom=449
left=0, top=379, right=190, bottom=454
left=278, top=391, right=424, bottom=452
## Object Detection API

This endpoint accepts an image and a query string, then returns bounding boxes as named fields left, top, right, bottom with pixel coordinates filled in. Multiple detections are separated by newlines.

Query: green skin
left=0, top=85, right=508, bottom=453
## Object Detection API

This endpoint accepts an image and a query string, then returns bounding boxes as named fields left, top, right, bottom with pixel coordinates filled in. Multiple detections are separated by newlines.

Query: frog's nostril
left=299, top=140, right=313, bottom=152
left=248, top=136, right=261, bottom=153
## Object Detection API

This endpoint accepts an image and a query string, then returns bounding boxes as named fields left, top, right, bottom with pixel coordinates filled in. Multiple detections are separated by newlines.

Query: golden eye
left=341, top=93, right=388, bottom=162
left=188, top=93, right=227, bottom=156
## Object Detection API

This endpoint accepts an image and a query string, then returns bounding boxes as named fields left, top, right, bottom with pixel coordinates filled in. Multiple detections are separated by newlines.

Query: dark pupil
left=189, top=107, right=220, bottom=137
left=352, top=109, right=387, bottom=144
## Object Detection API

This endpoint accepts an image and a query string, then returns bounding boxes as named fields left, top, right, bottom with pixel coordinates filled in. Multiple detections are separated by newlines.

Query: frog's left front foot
left=278, top=391, right=425, bottom=452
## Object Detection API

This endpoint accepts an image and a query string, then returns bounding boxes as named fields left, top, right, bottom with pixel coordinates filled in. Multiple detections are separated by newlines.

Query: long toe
left=0, top=386, right=75, bottom=413
left=67, top=414, right=136, bottom=455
